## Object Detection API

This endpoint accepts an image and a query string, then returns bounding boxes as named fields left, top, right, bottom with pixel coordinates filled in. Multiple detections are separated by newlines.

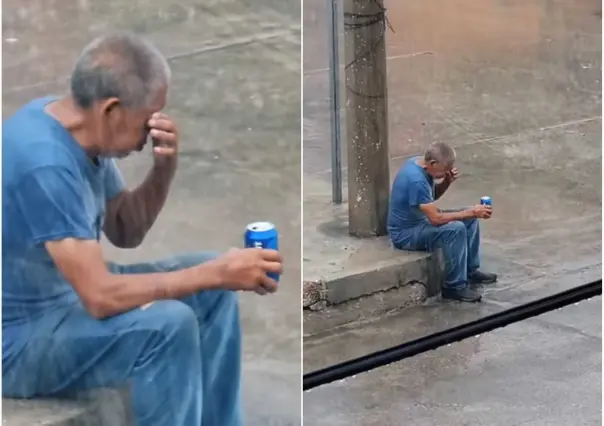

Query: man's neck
left=45, top=97, right=99, bottom=157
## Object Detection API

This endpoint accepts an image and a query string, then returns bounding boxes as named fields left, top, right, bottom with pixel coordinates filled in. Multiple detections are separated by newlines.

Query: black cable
left=304, top=280, right=602, bottom=391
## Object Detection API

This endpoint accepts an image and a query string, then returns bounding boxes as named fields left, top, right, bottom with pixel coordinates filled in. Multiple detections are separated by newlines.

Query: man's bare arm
left=46, top=238, right=281, bottom=319
left=104, top=113, right=180, bottom=248
left=434, top=180, right=451, bottom=200
left=104, top=161, right=176, bottom=248
left=46, top=237, right=218, bottom=318
left=419, top=202, right=475, bottom=226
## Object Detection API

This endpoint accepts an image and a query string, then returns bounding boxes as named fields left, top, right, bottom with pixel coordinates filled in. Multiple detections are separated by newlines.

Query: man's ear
left=99, top=97, right=121, bottom=118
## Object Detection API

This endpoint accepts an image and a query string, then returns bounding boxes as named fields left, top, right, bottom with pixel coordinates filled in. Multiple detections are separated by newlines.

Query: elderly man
left=2, top=32, right=282, bottom=426
left=387, top=142, right=496, bottom=303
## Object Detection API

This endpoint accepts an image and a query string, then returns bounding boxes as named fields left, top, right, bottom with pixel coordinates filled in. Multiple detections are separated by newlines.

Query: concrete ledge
left=323, top=250, right=439, bottom=304
left=304, top=281, right=428, bottom=337
left=303, top=247, right=444, bottom=336
left=3, top=388, right=132, bottom=426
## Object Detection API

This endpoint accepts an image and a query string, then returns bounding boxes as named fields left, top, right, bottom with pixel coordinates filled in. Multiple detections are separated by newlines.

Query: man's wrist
left=463, top=208, right=476, bottom=219
left=151, top=157, right=177, bottom=180
left=194, top=260, right=226, bottom=290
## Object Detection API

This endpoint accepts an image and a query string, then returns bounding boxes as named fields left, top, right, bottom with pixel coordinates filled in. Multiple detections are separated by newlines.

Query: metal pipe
left=304, top=280, right=602, bottom=390
left=328, top=0, right=343, bottom=204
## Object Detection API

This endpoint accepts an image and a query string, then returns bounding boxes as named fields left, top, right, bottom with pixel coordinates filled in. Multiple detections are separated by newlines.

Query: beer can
left=244, top=221, right=279, bottom=282
left=480, top=196, right=492, bottom=207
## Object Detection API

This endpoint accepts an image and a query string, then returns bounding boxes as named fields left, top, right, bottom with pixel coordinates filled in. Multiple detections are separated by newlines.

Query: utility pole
left=343, top=0, right=390, bottom=237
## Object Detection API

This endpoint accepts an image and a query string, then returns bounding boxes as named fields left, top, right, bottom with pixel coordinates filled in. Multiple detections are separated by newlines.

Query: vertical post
left=343, top=0, right=390, bottom=237
left=328, top=0, right=343, bottom=204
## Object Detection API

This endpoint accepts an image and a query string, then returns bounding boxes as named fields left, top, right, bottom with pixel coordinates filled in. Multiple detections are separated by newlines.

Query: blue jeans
left=2, top=252, right=242, bottom=426
left=393, top=212, right=480, bottom=289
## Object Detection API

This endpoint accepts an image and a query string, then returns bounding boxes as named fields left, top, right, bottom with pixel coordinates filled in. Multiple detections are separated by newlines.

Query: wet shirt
left=387, top=157, right=434, bottom=243
left=2, top=97, right=125, bottom=367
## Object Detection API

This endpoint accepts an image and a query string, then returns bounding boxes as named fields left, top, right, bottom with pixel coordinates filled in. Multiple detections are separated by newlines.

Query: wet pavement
left=305, top=291, right=602, bottom=426
left=303, top=0, right=601, bottom=424
left=3, top=0, right=301, bottom=424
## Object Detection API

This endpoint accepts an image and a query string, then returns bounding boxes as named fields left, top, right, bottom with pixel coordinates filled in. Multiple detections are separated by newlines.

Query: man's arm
left=434, top=168, right=460, bottom=200
left=104, top=161, right=176, bottom=248
left=408, top=176, right=483, bottom=225
left=15, top=164, right=281, bottom=319
left=419, top=202, right=476, bottom=226
left=104, top=112, right=179, bottom=248
left=46, top=239, right=282, bottom=319
left=46, top=238, right=221, bottom=318
left=434, top=180, right=451, bottom=200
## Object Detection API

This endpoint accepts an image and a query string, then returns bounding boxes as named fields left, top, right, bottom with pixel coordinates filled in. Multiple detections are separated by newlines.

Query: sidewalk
left=303, top=117, right=602, bottom=335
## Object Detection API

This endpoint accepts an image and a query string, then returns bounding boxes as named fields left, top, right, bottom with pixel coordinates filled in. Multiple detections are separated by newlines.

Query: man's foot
left=469, top=270, right=498, bottom=285
left=441, top=287, right=482, bottom=303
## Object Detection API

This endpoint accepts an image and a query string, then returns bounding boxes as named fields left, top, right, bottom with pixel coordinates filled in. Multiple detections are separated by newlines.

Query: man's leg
left=440, top=208, right=496, bottom=284
left=440, top=208, right=480, bottom=273
left=404, top=221, right=469, bottom=289
left=3, top=301, right=203, bottom=426
left=111, top=252, right=242, bottom=426
left=396, top=221, right=481, bottom=302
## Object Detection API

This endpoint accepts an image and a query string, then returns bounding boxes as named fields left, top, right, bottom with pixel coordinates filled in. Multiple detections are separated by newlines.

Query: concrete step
left=3, top=389, right=132, bottom=426
left=303, top=243, right=444, bottom=337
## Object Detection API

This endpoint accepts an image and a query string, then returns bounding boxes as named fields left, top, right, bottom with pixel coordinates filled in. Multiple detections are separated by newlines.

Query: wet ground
left=3, top=1, right=301, bottom=424
left=303, top=0, right=601, bottom=424
left=305, top=290, right=602, bottom=425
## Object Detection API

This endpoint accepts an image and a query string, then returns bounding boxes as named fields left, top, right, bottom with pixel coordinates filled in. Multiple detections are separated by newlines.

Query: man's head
left=422, top=141, right=456, bottom=179
left=70, top=32, right=171, bottom=157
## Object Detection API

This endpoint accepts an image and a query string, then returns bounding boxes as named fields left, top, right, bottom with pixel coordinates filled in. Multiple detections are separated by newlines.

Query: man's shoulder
left=4, top=140, right=78, bottom=182
left=4, top=122, right=80, bottom=189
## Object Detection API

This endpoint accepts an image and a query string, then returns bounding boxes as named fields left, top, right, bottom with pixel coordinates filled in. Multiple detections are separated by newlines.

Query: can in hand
left=480, top=196, right=492, bottom=207
left=244, top=221, right=280, bottom=282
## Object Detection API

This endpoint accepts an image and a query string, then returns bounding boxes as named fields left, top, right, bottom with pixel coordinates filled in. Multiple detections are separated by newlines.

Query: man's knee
left=205, top=290, right=239, bottom=321
left=221, top=290, right=239, bottom=314
left=142, top=300, right=200, bottom=344
left=444, top=220, right=466, bottom=233
left=466, top=216, right=479, bottom=228
left=437, top=221, right=466, bottom=242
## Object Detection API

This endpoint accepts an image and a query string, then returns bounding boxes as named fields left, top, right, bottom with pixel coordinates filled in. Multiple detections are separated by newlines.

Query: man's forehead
left=141, top=87, right=168, bottom=116
left=434, top=161, right=454, bottom=170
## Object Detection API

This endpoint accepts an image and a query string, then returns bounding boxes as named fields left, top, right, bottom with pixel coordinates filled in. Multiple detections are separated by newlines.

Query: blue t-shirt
left=2, top=97, right=125, bottom=365
left=387, top=157, right=435, bottom=243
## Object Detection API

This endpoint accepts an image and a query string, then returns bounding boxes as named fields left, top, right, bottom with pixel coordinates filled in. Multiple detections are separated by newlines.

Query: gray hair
left=424, top=142, right=456, bottom=166
left=70, top=32, right=171, bottom=109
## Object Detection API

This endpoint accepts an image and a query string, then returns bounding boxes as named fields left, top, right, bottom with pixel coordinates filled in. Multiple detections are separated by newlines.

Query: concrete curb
left=303, top=250, right=444, bottom=336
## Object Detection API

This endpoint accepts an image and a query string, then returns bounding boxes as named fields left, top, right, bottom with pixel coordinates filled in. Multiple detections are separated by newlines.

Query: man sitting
left=387, top=142, right=496, bottom=303
left=2, top=32, right=282, bottom=426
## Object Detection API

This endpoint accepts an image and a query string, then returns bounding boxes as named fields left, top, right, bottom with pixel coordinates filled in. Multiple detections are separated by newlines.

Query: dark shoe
left=442, top=287, right=482, bottom=303
left=469, top=270, right=498, bottom=285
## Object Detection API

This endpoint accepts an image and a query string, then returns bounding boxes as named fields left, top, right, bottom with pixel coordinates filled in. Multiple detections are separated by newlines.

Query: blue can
left=244, top=221, right=279, bottom=282
left=480, top=196, right=492, bottom=207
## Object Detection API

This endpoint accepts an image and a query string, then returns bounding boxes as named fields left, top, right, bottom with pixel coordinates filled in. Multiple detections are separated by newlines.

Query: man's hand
left=148, top=112, right=179, bottom=164
left=444, top=167, right=460, bottom=184
left=472, top=204, right=492, bottom=219
left=214, top=248, right=283, bottom=295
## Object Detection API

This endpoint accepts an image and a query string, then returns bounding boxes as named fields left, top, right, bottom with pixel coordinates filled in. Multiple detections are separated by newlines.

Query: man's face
left=95, top=86, right=167, bottom=157
left=425, top=160, right=453, bottom=180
